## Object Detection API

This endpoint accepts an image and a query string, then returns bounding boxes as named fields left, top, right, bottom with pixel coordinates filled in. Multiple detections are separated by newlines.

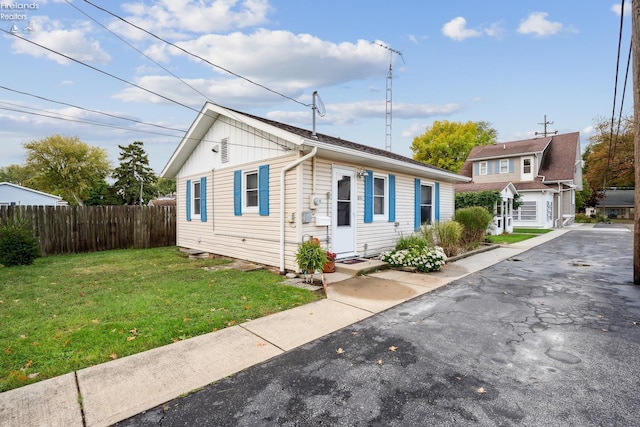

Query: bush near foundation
left=454, top=206, right=493, bottom=250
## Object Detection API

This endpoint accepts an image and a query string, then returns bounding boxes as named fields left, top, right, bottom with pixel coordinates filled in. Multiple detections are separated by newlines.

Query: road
left=117, top=229, right=640, bottom=426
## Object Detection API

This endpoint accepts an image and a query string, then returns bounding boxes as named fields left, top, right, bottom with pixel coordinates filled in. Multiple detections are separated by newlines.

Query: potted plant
left=323, top=251, right=336, bottom=273
left=295, top=237, right=328, bottom=282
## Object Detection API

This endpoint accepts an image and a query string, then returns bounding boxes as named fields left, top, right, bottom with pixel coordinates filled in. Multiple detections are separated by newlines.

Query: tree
left=0, top=164, right=35, bottom=186
left=24, top=135, right=111, bottom=205
left=112, top=141, right=157, bottom=205
left=84, top=180, right=122, bottom=206
left=411, top=120, right=498, bottom=173
left=155, top=177, right=176, bottom=197
left=583, top=116, right=635, bottom=189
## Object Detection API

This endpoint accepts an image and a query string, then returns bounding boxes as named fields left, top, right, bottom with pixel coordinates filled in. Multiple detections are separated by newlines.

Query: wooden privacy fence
left=0, top=205, right=176, bottom=256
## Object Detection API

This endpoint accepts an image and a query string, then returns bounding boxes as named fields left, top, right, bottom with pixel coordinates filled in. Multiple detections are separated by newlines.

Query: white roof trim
left=0, top=182, right=62, bottom=200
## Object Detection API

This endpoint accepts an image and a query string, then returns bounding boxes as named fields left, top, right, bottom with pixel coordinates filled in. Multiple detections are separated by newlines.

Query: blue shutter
left=487, top=162, right=493, bottom=174
left=186, top=180, right=192, bottom=221
left=414, top=178, right=421, bottom=231
left=388, top=174, right=396, bottom=222
left=474, top=163, right=479, bottom=175
left=233, top=170, right=242, bottom=216
left=435, top=182, right=440, bottom=222
left=495, top=160, right=500, bottom=173
left=200, top=177, right=207, bottom=222
left=364, top=170, right=373, bottom=223
left=258, top=165, right=269, bottom=216
left=509, top=158, right=514, bottom=173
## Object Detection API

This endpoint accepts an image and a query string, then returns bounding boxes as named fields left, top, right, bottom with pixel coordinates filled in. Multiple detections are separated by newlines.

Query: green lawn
left=486, top=228, right=556, bottom=244
left=0, top=247, right=321, bottom=392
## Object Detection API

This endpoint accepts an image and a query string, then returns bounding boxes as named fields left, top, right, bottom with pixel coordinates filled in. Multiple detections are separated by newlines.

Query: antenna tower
left=373, top=42, right=404, bottom=151
left=535, top=114, right=558, bottom=137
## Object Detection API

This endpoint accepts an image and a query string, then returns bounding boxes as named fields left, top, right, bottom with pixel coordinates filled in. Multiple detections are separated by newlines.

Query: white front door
left=332, top=167, right=356, bottom=257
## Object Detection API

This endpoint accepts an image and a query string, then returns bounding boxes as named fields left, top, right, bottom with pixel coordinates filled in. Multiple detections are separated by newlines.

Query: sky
left=0, top=0, right=634, bottom=174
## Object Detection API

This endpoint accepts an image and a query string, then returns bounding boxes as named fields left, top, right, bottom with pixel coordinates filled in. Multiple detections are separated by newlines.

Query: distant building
left=456, top=132, right=582, bottom=231
left=0, top=182, right=65, bottom=206
left=148, top=197, right=176, bottom=207
left=591, top=189, right=635, bottom=219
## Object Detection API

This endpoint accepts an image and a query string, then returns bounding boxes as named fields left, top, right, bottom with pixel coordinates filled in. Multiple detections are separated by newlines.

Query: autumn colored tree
left=583, top=116, right=635, bottom=189
left=411, top=120, right=497, bottom=173
left=24, top=135, right=111, bottom=205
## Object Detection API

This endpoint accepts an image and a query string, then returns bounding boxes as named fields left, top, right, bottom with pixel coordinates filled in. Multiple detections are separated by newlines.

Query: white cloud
left=517, top=12, right=563, bottom=37
left=110, top=0, right=272, bottom=41
left=442, top=17, right=481, bottom=41
left=147, top=30, right=389, bottom=88
left=10, top=18, right=111, bottom=65
left=611, top=3, right=632, bottom=16
left=484, top=21, right=506, bottom=38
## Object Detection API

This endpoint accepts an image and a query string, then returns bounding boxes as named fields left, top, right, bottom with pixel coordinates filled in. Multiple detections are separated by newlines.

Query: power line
left=82, top=0, right=311, bottom=108
left=64, top=0, right=215, bottom=104
left=0, top=28, right=203, bottom=115
left=0, top=85, right=186, bottom=133
left=604, top=0, right=629, bottom=198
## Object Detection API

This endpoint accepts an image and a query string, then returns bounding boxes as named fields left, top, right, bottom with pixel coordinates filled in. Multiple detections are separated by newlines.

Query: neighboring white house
left=456, top=132, right=582, bottom=229
left=0, top=182, right=64, bottom=206
left=161, top=102, right=470, bottom=273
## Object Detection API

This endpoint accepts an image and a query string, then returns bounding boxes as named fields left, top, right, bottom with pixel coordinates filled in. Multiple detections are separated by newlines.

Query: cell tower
left=373, top=42, right=404, bottom=151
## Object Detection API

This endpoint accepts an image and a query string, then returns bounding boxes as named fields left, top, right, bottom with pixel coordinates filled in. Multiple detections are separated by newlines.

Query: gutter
left=279, top=146, right=318, bottom=274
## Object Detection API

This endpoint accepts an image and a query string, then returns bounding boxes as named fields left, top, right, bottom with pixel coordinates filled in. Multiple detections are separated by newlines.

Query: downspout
left=280, top=146, right=318, bottom=274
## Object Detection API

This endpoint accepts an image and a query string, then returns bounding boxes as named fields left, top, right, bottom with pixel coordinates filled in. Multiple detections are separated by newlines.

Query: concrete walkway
left=0, top=224, right=628, bottom=427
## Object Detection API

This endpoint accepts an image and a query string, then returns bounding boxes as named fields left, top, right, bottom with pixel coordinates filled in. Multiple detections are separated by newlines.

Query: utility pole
left=632, top=0, right=640, bottom=284
left=534, top=115, right=558, bottom=137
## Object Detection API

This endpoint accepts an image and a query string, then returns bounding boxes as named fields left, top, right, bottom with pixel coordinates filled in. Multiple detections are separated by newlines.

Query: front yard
left=0, top=247, right=321, bottom=392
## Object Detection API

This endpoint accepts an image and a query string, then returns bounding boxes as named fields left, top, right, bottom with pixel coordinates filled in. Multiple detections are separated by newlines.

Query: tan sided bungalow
left=161, top=102, right=470, bottom=273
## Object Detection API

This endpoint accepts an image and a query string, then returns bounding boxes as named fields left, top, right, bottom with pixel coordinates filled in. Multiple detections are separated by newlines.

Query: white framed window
left=373, top=175, right=386, bottom=219
left=479, top=162, right=488, bottom=175
left=420, top=184, right=433, bottom=225
left=523, top=158, right=532, bottom=174
left=499, top=159, right=509, bottom=174
left=192, top=180, right=201, bottom=219
left=244, top=170, right=258, bottom=212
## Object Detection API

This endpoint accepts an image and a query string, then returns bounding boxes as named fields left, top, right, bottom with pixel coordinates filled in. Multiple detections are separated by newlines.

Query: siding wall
left=177, top=153, right=300, bottom=269
left=472, top=155, right=541, bottom=183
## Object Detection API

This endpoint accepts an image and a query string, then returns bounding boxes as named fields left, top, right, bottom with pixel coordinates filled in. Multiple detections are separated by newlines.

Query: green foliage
left=295, top=238, right=328, bottom=273
left=84, top=180, right=122, bottom=206
left=23, top=135, right=111, bottom=205
left=155, top=177, right=176, bottom=197
left=0, top=219, right=40, bottom=267
left=574, top=213, right=594, bottom=223
left=411, top=120, right=497, bottom=173
left=394, top=233, right=429, bottom=251
left=454, top=206, right=494, bottom=249
left=485, top=233, right=536, bottom=245
left=455, top=191, right=502, bottom=212
left=422, top=221, right=463, bottom=257
left=112, top=141, right=157, bottom=205
left=0, top=164, right=35, bottom=186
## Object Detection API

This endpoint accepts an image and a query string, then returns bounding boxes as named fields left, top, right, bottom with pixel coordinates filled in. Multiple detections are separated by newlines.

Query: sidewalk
left=0, top=224, right=626, bottom=427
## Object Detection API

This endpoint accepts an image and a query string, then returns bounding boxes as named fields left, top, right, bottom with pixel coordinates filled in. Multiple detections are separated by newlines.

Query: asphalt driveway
left=118, top=229, right=640, bottom=426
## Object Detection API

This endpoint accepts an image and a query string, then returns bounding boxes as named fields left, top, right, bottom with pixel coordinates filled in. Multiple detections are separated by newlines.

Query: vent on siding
left=221, top=138, right=229, bottom=163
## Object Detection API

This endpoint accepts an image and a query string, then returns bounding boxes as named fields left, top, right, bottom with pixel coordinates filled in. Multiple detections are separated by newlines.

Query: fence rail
left=0, top=205, right=176, bottom=256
